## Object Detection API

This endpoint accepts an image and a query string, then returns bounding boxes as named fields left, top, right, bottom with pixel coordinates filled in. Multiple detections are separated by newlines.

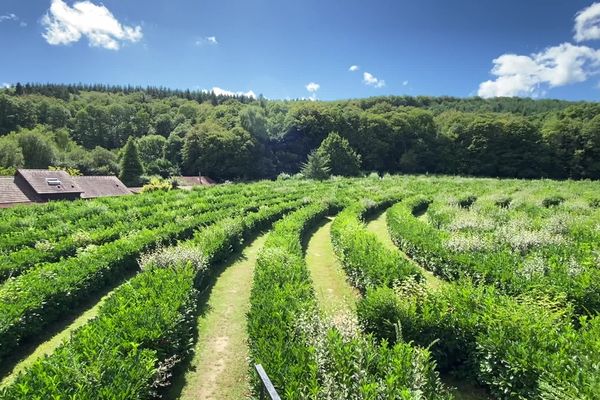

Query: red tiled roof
left=17, top=169, right=83, bottom=195
left=72, top=176, right=132, bottom=199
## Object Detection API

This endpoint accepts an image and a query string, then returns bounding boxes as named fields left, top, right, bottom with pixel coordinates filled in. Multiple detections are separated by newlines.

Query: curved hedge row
left=0, top=199, right=304, bottom=399
left=386, top=197, right=600, bottom=315
left=359, top=281, right=600, bottom=399
left=248, top=202, right=450, bottom=399
left=330, top=198, right=422, bottom=293
left=0, top=188, right=304, bottom=364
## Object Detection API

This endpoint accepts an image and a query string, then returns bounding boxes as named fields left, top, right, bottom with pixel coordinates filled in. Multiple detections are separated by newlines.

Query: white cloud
left=478, top=43, right=600, bottom=98
left=208, top=87, right=256, bottom=99
left=575, top=2, right=600, bottom=42
left=0, top=13, right=17, bottom=22
left=305, top=82, right=320, bottom=92
left=363, top=72, right=385, bottom=88
left=41, top=0, right=143, bottom=50
left=196, top=36, right=218, bottom=46
left=1, top=83, right=11, bottom=89
left=349, top=65, right=359, bottom=72
left=402, top=80, right=409, bottom=86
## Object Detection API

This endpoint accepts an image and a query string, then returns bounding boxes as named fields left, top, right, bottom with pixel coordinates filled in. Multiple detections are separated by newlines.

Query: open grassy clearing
left=365, top=209, right=445, bottom=290
left=305, top=217, right=359, bottom=317
left=175, top=233, right=268, bottom=400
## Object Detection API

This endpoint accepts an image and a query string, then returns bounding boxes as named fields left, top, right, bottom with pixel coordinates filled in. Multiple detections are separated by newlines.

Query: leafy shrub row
left=248, top=202, right=450, bottom=399
left=330, top=198, right=421, bottom=293
left=358, top=281, right=600, bottom=399
left=0, top=189, right=302, bottom=363
left=0, top=198, right=304, bottom=399
left=386, top=197, right=600, bottom=315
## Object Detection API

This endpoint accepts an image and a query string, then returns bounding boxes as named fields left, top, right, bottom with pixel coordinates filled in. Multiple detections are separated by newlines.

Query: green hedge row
left=358, top=281, right=600, bottom=399
left=0, top=198, right=304, bottom=399
left=0, top=189, right=300, bottom=364
left=386, top=197, right=600, bottom=315
left=248, top=201, right=450, bottom=399
left=330, top=198, right=422, bottom=293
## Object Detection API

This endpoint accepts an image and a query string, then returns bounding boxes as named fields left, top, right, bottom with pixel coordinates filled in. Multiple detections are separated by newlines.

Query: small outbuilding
left=177, top=176, right=216, bottom=187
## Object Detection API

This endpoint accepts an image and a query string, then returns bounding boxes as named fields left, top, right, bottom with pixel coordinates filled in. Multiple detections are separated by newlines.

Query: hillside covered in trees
left=0, top=83, right=599, bottom=181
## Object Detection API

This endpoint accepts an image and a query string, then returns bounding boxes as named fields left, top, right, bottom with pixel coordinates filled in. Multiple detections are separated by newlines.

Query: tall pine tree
left=119, top=137, right=144, bottom=186
left=301, top=149, right=330, bottom=180
left=317, top=132, right=362, bottom=176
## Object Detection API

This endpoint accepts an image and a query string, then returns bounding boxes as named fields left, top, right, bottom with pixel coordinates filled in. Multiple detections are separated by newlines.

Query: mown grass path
left=176, top=233, right=268, bottom=400
left=305, top=217, right=359, bottom=317
left=366, top=210, right=445, bottom=290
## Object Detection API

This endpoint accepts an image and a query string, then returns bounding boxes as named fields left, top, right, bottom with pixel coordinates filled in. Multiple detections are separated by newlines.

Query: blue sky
left=1, top=0, right=600, bottom=101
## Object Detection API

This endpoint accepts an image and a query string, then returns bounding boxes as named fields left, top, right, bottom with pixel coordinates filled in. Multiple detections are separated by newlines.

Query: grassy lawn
left=305, top=217, right=359, bottom=317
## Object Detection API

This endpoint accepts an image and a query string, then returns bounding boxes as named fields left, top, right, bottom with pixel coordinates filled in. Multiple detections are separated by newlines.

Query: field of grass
left=0, top=175, right=598, bottom=399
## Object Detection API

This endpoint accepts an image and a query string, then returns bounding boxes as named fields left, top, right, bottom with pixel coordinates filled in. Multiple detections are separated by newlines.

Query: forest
left=0, top=83, right=599, bottom=181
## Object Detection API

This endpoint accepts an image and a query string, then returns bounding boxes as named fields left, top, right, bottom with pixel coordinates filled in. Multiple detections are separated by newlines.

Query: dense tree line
left=0, top=84, right=598, bottom=181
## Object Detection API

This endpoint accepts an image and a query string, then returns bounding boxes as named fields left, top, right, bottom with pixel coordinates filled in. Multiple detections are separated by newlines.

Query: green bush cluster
left=386, top=197, right=600, bottom=315
left=359, top=281, right=600, bottom=399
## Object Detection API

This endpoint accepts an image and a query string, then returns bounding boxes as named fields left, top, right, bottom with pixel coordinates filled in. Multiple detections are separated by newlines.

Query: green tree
left=119, top=137, right=144, bottom=186
left=17, top=130, right=56, bottom=168
left=301, top=149, right=330, bottom=180
left=0, top=138, right=24, bottom=168
left=136, top=135, right=167, bottom=167
left=182, top=121, right=257, bottom=179
left=316, top=131, right=361, bottom=176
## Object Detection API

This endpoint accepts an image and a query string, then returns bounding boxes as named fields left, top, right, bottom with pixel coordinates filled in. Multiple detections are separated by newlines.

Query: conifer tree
left=119, top=137, right=144, bottom=186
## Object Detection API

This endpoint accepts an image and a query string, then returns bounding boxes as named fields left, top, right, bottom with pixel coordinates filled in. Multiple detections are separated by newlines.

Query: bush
left=357, top=286, right=403, bottom=343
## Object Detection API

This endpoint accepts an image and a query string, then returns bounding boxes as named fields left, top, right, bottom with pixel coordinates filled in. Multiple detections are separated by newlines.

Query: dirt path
left=305, top=218, right=359, bottom=317
left=365, top=211, right=445, bottom=290
left=177, top=233, right=268, bottom=400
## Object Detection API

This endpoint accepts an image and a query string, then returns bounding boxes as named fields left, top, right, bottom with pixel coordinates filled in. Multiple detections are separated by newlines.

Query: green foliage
left=0, top=137, right=24, bottom=169
left=119, top=137, right=144, bottom=186
left=140, top=176, right=174, bottom=193
left=357, top=286, right=403, bottom=343
left=317, top=131, right=362, bottom=176
left=301, top=149, right=330, bottom=180
left=331, top=200, right=422, bottom=292
left=17, top=129, right=56, bottom=168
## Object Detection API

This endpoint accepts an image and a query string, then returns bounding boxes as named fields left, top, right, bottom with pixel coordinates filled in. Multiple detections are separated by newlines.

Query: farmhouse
left=0, top=169, right=130, bottom=208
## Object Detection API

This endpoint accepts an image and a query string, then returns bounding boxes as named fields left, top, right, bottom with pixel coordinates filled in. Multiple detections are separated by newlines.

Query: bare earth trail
left=366, top=209, right=489, bottom=400
left=176, top=233, right=269, bottom=400
left=305, top=217, right=359, bottom=317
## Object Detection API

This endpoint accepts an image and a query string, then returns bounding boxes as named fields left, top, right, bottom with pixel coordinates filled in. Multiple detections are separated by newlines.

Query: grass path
left=305, top=217, right=359, bottom=317
left=176, top=233, right=268, bottom=400
left=0, top=285, right=116, bottom=387
left=365, top=211, right=445, bottom=290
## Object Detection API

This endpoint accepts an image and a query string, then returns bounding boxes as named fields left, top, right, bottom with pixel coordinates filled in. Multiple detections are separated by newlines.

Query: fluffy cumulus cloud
left=575, top=2, right=600, bottom=42
left=478, top=43, right=600, bottom=98
left=208, top=87, right=256, bottom=99
left=363, top=72, right=385, bottom=88
left=41, top=0, right=143, bottom=50
left=305, top=82, right=320, bottom=92
left=349, top=65, right=359, bottom=72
